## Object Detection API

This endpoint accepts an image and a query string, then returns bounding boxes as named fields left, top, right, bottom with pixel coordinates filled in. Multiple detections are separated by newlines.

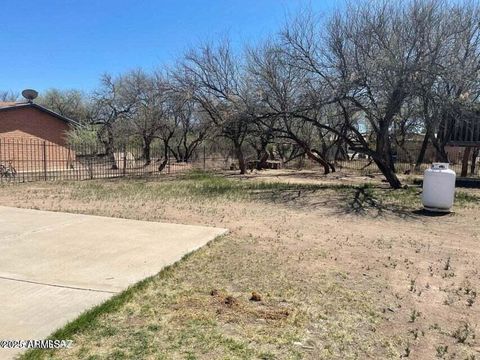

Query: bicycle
left=0, top=161, right=17, bottom=179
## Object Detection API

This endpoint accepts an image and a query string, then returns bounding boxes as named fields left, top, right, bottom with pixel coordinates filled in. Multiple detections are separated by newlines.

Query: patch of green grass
left=8, top=171, right=476, bottom=222
left=58, top=170, right=480, bottom=218
left=70, top=170, right=349, bottom=202
left=455, top=191, right=480, bottom=205
left=346, top=185, right=479, bottom=213
left=372, top=186, right=421, bottom=207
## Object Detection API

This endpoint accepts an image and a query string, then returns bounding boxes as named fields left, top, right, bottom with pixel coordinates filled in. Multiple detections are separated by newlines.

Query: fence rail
left=285, top=154, right=479, bottom=177
left=0, top=138, right=478, bottom=183
left=0, top=138, right=241, bottom=183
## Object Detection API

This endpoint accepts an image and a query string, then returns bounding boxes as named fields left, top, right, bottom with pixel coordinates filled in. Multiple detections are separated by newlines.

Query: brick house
left=0, top=101, right=77, bottom=172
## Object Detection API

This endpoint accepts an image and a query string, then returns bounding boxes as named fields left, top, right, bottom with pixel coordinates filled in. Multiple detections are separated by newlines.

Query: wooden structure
left=447, top=114, right=480, bottom=176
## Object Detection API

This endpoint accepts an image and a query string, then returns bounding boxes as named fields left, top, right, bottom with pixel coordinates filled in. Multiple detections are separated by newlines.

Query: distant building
left=0, top=101, right=77, bottom=171
left=0, top=101, right=76, bottom=144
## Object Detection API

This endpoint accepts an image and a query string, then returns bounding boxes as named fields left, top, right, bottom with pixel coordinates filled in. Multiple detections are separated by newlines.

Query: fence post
left=203, top=144, right=206, bottom=171
left=167, top=149, right=170, bottom=174
left=43, top=141, right=47, bottom=181
left=123, top=145, right=127, bottom=177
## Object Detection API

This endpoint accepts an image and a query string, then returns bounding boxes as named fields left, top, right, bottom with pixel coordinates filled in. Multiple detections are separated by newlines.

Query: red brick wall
left=0, top=106, right=70, bottom=145
left=0, top=107, right=72, bottom=171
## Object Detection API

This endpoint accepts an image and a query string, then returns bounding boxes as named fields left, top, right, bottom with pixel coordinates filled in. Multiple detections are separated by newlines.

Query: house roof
left=0, top=101, right=79, bottom=126
left=0, top=102, right=18, bottom=107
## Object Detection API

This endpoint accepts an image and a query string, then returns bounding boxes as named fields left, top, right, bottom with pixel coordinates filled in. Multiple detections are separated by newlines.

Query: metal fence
left=0, top=138, right=216, bottom=183
left=282, top=152, right=480, bottom=177
left=0, top=138, right=478, bottom=183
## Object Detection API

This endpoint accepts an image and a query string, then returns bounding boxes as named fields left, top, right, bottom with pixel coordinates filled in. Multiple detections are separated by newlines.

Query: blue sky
left=0, top=1, right=340, bottom=94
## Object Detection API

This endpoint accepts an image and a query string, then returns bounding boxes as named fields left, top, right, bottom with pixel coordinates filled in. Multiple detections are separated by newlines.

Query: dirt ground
left=1, top=169, right=479, bottom=359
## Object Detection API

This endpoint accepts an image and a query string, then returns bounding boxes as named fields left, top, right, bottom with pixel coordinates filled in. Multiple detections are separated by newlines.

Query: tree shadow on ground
left=253, top=184, right=418, bottom=219
left=333, top=185, right=416, bottom=219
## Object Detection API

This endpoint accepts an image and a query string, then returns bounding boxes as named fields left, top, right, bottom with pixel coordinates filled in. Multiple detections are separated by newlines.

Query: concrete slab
left=0, top=279, right=111, bottom=360
left=0, top=206, right=227, bottom=359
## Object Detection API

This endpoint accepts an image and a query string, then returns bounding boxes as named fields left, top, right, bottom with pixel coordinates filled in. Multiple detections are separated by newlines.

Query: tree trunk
left=328, top=160, right=336, bottom=172
left=415, top=131, right=430, bottom=172
left=105, top=143, right=117, bottom=170
left=334, top=142, right=348, bottom=161
left=305, top=148, right=330, bottom=174
left=376, top=121, right=397, bottom=174
left=104, top=127, right=118, bottom=170
left=312, top=148, right=335, bottom=172
left=234, top=144, right=246, bottom=174
left=434, top=146, right=449, bottom=162
left=254, top=139, right=270, bottom=170
left=158, top=139, right=170, bottom=172
left=430, top=121, right=449, bottom=162
left=176, top=144, right=186, bottom=162
left=373, top=122, right=402, bottom=188
left=470, top=148, right=479, bottom=175
left=373, top=156, right=402, bottom=189
left=104, top=145, right=116, bottom=169
left=143, top=138, right=152, bottom=166
left=169, top=149, right=180, bottom=162
left=461, top=147, right=471, bottom=177
left=158, top=158, right=168, bottom=172
left=257, top=151, right=269, bottom=170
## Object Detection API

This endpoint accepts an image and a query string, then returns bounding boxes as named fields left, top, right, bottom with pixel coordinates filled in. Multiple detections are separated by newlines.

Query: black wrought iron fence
left=0, top=138, right=478, bottom=183
left=0, top=138, right=213, bottom=183
left=285, top=153, right=479, bottom=177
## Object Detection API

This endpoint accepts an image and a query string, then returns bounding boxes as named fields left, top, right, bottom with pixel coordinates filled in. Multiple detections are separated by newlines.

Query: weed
left=409, top=279, right=416, bottom=292
left=401, top=344, right=411, bottom=358
left=443, top=295, right=455, bottom=306
left=260, top=353, right=276, bottom=360
left=452, top=323, right=475, bottom=344
left=409, top=309, right=421, bottom=323
left=444, top=257, right=451, bottom=271
left=436, top=345, right=448, bottom=358
left=441, top=272, right=455, bottom=279
left=464, top=287, right=477, bottom=307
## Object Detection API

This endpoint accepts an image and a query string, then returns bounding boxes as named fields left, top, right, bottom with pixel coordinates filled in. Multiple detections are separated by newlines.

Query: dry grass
left=1, top=170, right=478, bottom=359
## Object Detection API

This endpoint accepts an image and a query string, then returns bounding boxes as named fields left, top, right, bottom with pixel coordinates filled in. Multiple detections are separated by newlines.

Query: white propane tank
left=422, top=163, right=456, bottom=212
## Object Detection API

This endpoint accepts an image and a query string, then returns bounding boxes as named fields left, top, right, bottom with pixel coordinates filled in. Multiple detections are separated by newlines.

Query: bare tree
left=272, top=1, right=455, bottom=188
left=0, top=91, right=19, bottom=102
left=418, top=1, right=480, bottom=162
left=155, top=90, right=190, bottom=171
left=122, top=70, right=166, bottom=165
left=38, top=89, right=89, bottom=122
left=248, top=42, right=337, bottom=174
left=90, top=73, right=137, bottom=169
left=392, top=98, right=424, bottom=168
left=176, top=40, right=253, bottom=174
left=167, top=99, right=211, bottom=163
